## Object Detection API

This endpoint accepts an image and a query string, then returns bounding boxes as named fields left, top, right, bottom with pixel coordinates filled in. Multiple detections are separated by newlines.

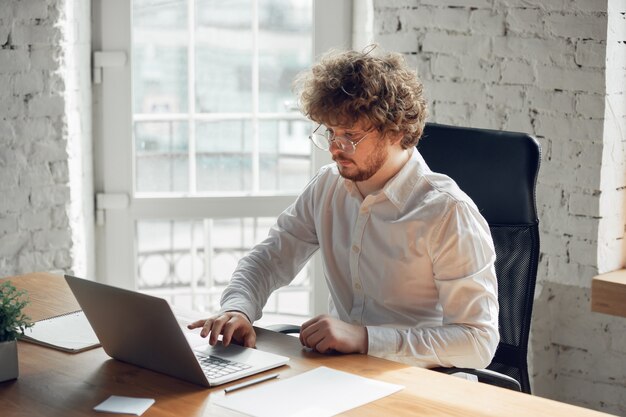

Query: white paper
left=94, top=395, right=155, bottom=416
left=212, top=366, right=403, bottom=417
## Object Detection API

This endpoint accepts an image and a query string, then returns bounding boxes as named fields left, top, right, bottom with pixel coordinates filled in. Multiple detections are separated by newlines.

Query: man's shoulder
left=312, top=163, right=343, bottom=186
left=297, top=163, right=344, bottom=199
left=317, top=163, right=339, bottom=177
left=414, top=170, right=478, bottom=212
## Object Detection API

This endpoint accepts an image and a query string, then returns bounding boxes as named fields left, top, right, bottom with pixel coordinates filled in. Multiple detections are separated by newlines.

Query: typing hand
left=187, top=311, right=256, bottom=348
left=299, top=315, right=368, bottom=354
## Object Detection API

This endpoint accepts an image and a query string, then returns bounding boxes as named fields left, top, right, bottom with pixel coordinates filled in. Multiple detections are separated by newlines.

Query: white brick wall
left=0, top=0, right=93, bottom=278
left=372, top=0, right=625, bottom=414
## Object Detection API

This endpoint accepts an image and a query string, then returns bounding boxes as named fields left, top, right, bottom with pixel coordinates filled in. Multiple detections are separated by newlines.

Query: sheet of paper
left=212, top=366, right=403, bottom=417
left=94, top=395, right=155, bottom=416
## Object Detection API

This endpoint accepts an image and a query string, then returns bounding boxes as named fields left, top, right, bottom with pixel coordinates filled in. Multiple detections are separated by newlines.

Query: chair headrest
left=418, top=123, right=541, bottom=225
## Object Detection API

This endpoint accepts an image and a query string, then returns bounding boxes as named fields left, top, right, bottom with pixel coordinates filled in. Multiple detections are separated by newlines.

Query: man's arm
left=296, top=264, right=498, bottom=363
left=365, top=268, right=499, bottom=369
left=368, top=200, right=499, bottom=368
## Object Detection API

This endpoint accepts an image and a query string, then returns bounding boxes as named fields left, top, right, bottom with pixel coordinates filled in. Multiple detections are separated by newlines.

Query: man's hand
left=187, top=311, right=256, bottom=348
left=299, top=315, right=368, bottom=354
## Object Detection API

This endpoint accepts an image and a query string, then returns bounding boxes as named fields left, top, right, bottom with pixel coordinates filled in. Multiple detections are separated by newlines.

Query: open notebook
left=22, top=310, right=101, bottom=353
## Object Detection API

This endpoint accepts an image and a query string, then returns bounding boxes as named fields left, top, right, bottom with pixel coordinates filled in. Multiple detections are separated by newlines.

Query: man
left=189, top=48, right=499, bottom=369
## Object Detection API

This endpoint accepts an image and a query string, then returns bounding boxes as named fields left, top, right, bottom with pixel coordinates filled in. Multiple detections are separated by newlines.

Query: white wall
left=0, top=0, right=93, bottom=278
left=599, top=0, right=626, bottom=274
left=371, top=0, right=626, bottom=414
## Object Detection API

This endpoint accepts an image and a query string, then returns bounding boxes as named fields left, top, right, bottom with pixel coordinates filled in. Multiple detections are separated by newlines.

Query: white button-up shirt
left=220, top=150, right=499, bottom=368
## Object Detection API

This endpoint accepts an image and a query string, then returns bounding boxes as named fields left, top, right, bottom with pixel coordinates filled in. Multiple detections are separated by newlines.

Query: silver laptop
left=65, top=275, right=289, bottom=387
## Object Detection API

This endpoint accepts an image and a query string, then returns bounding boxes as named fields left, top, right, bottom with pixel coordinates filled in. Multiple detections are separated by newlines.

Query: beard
left=334, top=139, right=389, bottom=182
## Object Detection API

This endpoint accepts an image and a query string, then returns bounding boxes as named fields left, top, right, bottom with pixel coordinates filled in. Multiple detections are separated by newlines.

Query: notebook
left=64, top=275, right=289, bottom=387
left=22, top=310, right=101, bottom=353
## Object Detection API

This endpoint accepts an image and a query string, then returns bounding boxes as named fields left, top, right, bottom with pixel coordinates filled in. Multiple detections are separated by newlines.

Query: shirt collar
left=382, top=149, right=427, bottom=211
left=341, top=149, right=428, bottom=210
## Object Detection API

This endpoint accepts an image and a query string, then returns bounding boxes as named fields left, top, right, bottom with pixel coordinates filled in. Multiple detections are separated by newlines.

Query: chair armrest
left=264, top=324, right=301, bottom=334
left=430, top=367, right=521, bottom=392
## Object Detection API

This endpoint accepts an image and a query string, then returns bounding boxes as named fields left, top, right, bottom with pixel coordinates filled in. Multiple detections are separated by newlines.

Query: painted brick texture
left=0, top=0, right=93, bottom=279
left=0, top=0, right=70, bottom=275
left=372, top=0, right=625, bottom=414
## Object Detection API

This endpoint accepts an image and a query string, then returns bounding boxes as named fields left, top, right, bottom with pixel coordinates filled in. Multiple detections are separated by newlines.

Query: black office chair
left=419, top=123, right=541, bottom=393
left=268, top=122, right=541, bottom=394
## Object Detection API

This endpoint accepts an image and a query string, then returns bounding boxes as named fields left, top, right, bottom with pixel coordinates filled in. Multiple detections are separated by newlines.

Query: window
left=93, top=0, right=352, bottom=321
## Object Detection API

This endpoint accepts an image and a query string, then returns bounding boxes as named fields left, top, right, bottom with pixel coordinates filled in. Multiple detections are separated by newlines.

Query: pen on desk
left=224, top=373, right=280, bottom=394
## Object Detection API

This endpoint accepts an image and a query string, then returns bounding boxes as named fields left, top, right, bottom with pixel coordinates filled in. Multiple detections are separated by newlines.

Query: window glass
left=133, top=0, right=188, bottom=114
left=258, top=1, right=312, bottom=113
left=135, top=121, right=189, bottom=193
left=195, top=0, right=253, bottom=113
left=259, top=119, right=311, bottom=192
left=196, top=120, right=252, bottom=193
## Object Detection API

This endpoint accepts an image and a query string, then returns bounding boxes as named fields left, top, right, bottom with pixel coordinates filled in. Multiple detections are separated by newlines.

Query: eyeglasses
left=308, top=124, right=373, bottom=155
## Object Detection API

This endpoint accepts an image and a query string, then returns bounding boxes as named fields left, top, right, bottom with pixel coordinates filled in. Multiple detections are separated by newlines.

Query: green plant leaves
left=0, top=281, right=33, bottom=342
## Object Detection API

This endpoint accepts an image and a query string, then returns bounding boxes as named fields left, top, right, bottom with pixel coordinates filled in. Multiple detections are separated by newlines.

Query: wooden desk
left=0, top=273, right=613, bottom=417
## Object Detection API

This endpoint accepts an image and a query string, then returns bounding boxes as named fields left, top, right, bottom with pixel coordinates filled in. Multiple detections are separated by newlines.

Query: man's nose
left=328, top=139, right=342, bottom=155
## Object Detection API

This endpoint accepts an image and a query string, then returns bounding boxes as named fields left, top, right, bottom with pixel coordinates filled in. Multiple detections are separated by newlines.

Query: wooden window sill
left=591, top=269, right=626, bottom=318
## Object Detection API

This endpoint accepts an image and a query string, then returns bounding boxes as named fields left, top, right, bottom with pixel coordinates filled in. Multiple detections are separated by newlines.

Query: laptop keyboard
left=195, top=353, right=252, bottom=380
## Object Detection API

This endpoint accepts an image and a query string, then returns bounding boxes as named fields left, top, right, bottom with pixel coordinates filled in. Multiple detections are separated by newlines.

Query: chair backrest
left=417, top=123, right=541, bottom=393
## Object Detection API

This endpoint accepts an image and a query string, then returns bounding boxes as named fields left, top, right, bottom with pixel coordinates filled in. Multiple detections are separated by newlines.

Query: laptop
left=64, top=275, right=289, bottom=387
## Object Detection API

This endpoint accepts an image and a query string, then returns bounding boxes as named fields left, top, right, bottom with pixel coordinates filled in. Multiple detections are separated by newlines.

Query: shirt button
left=352, top=245, right=360, bottom=254
left=354, top=282, right=362, bottom=290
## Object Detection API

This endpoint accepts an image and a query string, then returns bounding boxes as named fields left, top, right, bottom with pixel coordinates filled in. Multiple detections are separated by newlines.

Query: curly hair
left=293, top=47, right=428, bottom=148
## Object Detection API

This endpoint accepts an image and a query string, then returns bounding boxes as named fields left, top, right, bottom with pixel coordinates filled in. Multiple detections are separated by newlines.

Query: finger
left=301, top=326, right=325, bottom=349
left=188, top=319, right=208, bottom=329
left=299, top=317, right=322, bottom=345
left=300, top=314, right=322, bottom=329
left=299, top=323, right=314, bottom=346
left=221, top=317, right=239, bottom=347
left=243, top=330, right=256, bottom=348
left=209, top=316, right=228, bottom=345
left=200, top=319, right=215, bottom=338
left=315, top=338, right=332, bottom=354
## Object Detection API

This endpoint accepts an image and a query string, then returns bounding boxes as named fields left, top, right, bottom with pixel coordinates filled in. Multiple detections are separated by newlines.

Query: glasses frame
left=308, top=124, right=373, bottom=155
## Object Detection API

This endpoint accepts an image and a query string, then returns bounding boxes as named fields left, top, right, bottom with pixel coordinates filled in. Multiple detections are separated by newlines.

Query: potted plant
left=0, top=281, right=33, bottom=383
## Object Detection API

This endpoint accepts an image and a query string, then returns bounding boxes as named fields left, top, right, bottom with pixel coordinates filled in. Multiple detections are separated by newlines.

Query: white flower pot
left=0, top=339, right=18, bottom=382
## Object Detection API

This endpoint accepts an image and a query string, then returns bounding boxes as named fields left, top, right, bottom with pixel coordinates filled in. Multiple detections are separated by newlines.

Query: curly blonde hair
left=293, top=47, right=428, bottom=148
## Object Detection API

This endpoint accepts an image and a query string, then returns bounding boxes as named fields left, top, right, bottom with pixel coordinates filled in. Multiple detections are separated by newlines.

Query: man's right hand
left=187, top=311, right=256, bottom=348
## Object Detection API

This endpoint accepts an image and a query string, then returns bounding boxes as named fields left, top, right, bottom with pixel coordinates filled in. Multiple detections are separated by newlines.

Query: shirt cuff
left=219, top=301, right=256, bottom=324
left=366, top=326, right=400, bottom=357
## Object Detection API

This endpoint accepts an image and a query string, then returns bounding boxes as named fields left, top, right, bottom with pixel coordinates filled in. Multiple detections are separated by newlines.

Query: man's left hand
left=299, top=315, right=368, bottom=354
